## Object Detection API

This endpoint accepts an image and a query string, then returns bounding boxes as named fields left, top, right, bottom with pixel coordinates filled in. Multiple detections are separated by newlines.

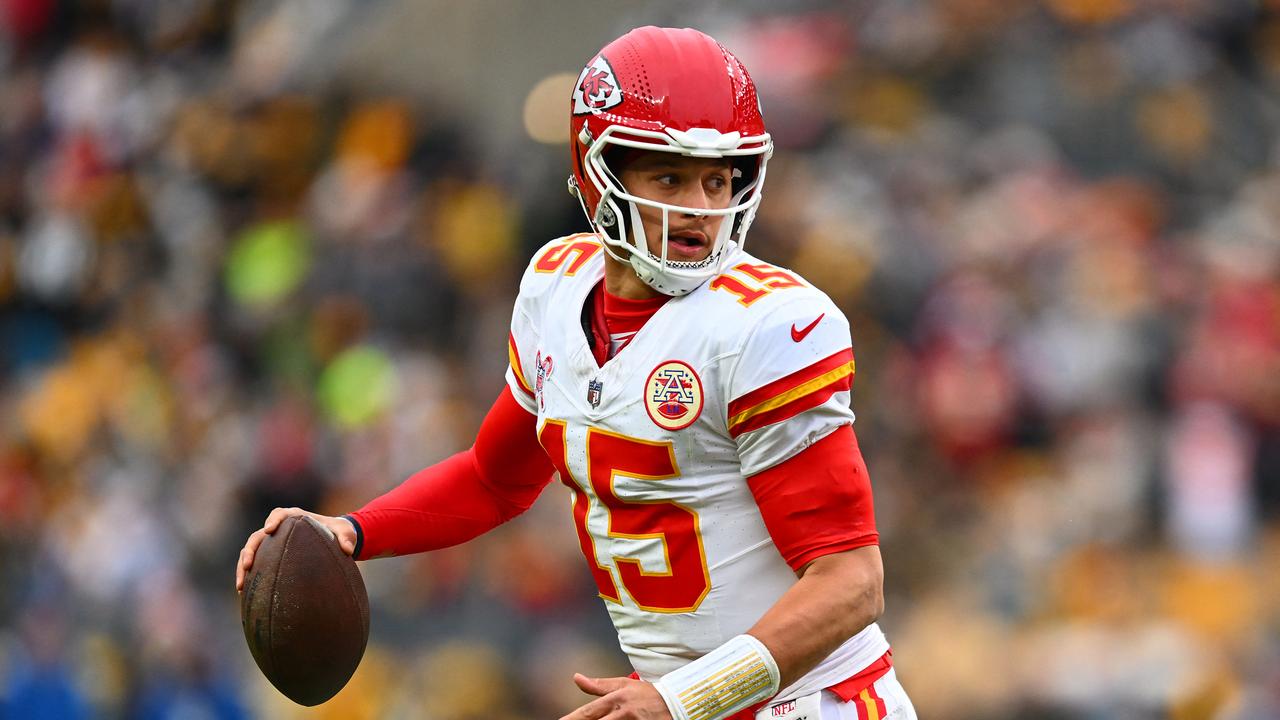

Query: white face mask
left=573, top=125, right=773, bottom=296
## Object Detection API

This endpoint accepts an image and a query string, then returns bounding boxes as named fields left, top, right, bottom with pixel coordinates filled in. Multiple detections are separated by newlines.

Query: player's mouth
left=665, top=230, right=710, bottom=261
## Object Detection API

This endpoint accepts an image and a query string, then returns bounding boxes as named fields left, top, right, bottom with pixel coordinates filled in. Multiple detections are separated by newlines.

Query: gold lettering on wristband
left=686, top=676, right=773, bottom=717
left=688, top=676, right=772, bottom=720
left=677, top=657, right=771, bottom=720
left=678, top=657, right=757, bottom=700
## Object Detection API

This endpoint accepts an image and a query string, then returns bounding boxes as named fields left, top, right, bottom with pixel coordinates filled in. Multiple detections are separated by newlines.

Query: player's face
left=618, top=153, right=733, bottom=264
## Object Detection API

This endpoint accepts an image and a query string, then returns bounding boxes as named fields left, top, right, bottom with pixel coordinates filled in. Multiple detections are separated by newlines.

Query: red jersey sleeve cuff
left=786, top=534, right=880, bottom=572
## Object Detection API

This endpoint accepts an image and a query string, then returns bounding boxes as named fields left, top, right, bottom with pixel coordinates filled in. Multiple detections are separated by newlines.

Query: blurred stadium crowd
left=1, top=0, right=1278, bottom=718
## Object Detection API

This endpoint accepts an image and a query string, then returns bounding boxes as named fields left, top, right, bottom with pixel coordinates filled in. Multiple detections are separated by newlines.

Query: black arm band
left=341, top=514, right=364, bottom=560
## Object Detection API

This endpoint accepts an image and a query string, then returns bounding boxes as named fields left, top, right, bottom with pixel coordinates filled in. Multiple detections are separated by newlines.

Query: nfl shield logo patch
left=587, top=379, right=603, bottom=408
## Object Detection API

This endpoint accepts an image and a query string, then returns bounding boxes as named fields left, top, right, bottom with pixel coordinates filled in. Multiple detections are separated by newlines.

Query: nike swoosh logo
left=790, top=313, right=825, bottom=342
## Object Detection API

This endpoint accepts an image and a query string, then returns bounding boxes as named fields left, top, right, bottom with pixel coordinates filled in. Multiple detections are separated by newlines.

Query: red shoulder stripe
left=727, top=348, right=854, bottom=437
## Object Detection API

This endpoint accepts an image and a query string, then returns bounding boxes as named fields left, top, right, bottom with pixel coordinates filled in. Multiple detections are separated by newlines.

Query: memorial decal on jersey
left=644, top=360, right=703, bottom=431
left=573, top=55, right=623, bottom=115
left=535, top=351, right=554, bottom=410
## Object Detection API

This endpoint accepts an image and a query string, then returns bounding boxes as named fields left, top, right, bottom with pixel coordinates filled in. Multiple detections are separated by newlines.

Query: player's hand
left=235, top=507, right=358, bottom=592
left=559, top=673, right=672, bottom=720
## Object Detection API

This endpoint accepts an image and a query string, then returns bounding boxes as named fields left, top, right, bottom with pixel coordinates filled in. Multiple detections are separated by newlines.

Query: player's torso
left=521, top=237, right=810, bottom=675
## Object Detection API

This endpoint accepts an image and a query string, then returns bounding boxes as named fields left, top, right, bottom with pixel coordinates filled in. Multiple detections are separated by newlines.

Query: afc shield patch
left=644, top=361, right=703, bottom=431
left=573, top=55, right=623, bottom=115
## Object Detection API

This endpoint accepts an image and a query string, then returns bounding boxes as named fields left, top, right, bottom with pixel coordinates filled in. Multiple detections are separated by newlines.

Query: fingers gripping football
left=239, top=514, right=370, bottom=706
left=236, top=507, right=357, bottom=591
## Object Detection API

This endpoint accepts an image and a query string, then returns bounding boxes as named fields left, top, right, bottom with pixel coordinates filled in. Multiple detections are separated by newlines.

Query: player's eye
left=655, top=173, right=679, bottom=186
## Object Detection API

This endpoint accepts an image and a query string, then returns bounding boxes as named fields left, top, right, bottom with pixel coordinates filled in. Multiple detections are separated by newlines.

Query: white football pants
left=757, top=668, right=917, bottom=720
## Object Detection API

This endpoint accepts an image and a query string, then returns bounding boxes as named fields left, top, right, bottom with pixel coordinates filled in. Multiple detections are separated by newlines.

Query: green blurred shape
left=225, top=219, right=310, bottom=306
left=318, top=345, right=397, bottom=428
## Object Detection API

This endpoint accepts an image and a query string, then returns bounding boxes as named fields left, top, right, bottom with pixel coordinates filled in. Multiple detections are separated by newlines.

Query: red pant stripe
left=866, top=681, right=888, bottom=716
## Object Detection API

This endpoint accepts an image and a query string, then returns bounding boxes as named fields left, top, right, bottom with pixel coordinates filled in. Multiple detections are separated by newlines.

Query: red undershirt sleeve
left=746, top=424, right=879, bottom=573
left=345, top=387, right=554, bottom=559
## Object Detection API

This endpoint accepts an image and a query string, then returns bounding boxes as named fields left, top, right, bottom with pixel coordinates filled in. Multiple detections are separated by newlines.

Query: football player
left=238, top=26, right=916, bottom=720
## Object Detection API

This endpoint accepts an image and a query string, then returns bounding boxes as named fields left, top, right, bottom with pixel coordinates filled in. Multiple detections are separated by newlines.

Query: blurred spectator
left=2, top=606, right=88, bottom=720
left=0, top=1, right=1278, bottom=718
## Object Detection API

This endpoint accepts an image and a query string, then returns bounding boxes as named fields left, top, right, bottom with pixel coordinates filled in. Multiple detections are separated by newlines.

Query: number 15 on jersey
left=539, top=420, right=711, bottom=613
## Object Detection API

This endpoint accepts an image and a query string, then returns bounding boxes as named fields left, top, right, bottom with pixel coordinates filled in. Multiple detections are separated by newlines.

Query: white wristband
left=653, top=634, right=781, bottom=720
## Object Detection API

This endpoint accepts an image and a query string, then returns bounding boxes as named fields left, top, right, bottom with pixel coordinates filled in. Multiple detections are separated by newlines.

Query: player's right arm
left=236, top=386, right=553, bottom=591
left=236, top=234, right=575, bottom=591
left=342, top=386, right=552, bottom=558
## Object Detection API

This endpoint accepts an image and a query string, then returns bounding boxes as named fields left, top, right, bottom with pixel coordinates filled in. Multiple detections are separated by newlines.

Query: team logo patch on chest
left=644, top=361, right=703, bottom=430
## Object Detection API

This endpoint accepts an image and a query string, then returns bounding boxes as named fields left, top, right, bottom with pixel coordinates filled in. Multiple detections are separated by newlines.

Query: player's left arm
left=743, top=424, right=882, bottom=690
left=727, top=296, right=882, bottom=690
left=751, top=548, right=883, bottom=688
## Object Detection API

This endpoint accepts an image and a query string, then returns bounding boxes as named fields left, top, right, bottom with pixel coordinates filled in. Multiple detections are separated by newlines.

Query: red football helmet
left=568, top=26, right=773, bottom=296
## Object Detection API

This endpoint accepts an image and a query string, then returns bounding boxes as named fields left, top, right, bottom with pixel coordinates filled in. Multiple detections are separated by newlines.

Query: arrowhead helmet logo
left=573, top=55, right=623, bottom=115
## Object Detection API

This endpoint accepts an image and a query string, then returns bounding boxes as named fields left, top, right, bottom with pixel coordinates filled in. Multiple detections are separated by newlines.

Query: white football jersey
left=506, top=234, right=889, bottom=703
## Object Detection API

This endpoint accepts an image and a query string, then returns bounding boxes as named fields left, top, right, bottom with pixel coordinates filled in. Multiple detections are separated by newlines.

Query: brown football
left=240, top=515, right=369, bottom=706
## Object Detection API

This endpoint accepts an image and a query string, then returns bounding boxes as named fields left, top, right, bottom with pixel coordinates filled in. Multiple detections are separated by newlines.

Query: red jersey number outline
left=535, top=233, right=603, bottom=276
left=709, top=262, right=804, bottom=306
left=538, top=421, right=711, bottom=613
